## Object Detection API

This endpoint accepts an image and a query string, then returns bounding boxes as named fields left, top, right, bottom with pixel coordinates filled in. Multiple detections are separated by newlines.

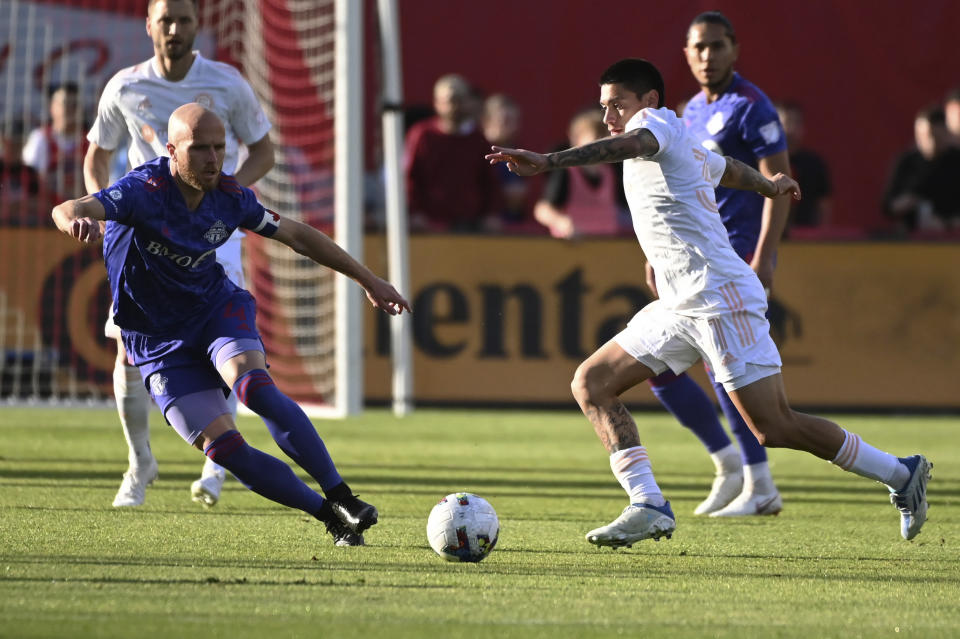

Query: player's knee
left=570, top=363, right=606, bottom=405
left=748, top=412, right=795, bottom=449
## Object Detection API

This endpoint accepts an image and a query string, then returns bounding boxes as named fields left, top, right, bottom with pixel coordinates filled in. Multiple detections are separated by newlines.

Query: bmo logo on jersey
left=145, top=240, right=217, bottom=270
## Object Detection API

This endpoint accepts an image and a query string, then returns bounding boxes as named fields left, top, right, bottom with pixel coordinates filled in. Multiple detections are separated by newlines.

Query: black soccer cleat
left=329, top=494, right=379, bottom=535
left=324, top=516, right=365, bottom=547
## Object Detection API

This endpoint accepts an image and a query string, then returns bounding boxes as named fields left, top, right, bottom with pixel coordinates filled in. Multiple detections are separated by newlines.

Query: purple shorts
left=123, top=290, right=265, bottom=416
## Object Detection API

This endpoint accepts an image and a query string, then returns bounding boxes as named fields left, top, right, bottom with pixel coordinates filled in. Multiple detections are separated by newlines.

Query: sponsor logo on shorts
left=720, top=352, right=737, bottom=367
left=109, top=189, right=122, bottom=201
left=150, top=373, right=168, bottom=396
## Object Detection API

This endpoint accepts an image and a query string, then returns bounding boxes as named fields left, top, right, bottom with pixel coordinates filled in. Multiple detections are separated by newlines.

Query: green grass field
left=1, top=407, right=957, bottom=638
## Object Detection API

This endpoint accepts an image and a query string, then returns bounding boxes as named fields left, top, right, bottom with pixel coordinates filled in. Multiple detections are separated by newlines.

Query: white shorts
left=614, top=286, right=782, bottom=391
left=105, top=235, right=245, bottom=339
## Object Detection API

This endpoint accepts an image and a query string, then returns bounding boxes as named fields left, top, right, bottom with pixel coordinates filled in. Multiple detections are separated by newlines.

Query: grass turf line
left=1, top=408, right=958, bottom=638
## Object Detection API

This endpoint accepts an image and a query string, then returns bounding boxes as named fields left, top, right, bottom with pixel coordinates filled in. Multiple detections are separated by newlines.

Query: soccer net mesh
left=0, top=0, right=373, bottom=406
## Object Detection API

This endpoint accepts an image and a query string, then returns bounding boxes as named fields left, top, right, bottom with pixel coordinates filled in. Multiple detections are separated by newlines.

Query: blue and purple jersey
left=94, top=157, right=279, bottom=337
left=682, top=73, right=786, bottom=258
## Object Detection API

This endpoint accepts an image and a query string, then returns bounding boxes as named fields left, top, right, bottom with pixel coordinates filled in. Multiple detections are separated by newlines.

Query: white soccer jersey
left=622, top=107, right=761, bottom=314
left=88, top=52, right=270, bottom=174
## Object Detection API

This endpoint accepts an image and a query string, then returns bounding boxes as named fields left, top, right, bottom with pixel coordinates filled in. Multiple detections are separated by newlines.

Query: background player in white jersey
left=83, top=0, right=275, bottom=508
left=486, top=58, right=931, bottom=548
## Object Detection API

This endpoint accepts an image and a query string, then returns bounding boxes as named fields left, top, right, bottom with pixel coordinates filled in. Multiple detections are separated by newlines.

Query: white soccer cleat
left=890, top=455, right=932, bottom=541
left=693, top=470, right=744, bottom=515
left=709, top=489, right=782, bottom=517
left=112, top=458, right=159, bottom=507
left=191, top=466, right=226, bottom=508
left=585, top=502, right=676, bottom=548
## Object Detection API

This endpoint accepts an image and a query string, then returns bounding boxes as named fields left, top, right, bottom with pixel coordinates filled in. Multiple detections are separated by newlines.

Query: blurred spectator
left=882, top=106, right=960, bottom=232
left=0, top=119, right=42, bottom=225
left=534, top=109, right=627, bottom=238
left=483, top=93, right=529, bottom=225
left=776, top=101, right=832, bottom=230
left=404, top=74, right=502, bottom=232
left=945, top=88, right=960, bottom=142
left=22, top=83, right=88, bottom=199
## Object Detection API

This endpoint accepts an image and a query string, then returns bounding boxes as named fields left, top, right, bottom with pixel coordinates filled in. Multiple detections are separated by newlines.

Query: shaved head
left=168, top=102, right=225, bottom=145
left=166, top=103, right=227, bottom=195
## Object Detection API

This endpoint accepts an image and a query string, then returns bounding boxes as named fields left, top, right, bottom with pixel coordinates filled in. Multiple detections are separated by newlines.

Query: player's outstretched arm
left=486, top=129, right=660, bottom=176
left=270, top=216, right=411, bottom=316
left=52, top=195, right=107, bottom=243
left=83, top=143, right=114, bottom=194
left=720, top=156, right=802, bottom=200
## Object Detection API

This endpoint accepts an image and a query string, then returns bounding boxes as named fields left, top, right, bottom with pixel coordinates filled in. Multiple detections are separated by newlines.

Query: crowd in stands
left=3, top=75, right=960, bottom=240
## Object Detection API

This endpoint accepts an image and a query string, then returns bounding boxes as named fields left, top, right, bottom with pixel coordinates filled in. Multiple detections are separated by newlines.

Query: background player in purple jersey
left=644, top=12, right=792, bottom=517
left=53, top=104, right=410, bottom=547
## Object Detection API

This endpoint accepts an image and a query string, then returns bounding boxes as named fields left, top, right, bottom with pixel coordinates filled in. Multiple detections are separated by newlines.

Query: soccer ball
left=426, top=493, right=499, bottom=563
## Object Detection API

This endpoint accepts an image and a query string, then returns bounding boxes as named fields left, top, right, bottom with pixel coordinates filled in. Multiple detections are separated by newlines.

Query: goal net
left=0, top=0, right=380, bottom=412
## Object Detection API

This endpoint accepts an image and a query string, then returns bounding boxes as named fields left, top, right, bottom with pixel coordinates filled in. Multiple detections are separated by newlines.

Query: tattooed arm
left=546, top=129, right=660, bottom=169
left=485, top=129, right=660, bottom=176
left=720, top=156, right=801, bottom=200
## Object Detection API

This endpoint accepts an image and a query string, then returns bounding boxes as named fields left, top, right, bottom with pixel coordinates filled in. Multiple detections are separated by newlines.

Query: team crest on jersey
left=109, top=189, right=122, bottom=200
left=203, top=220, right=229, bottom=244
left=150, top=373, right=168, bottom=396
left=706, top=111, right=725, bottom=135
left=194, top=93, right=213, bottom=108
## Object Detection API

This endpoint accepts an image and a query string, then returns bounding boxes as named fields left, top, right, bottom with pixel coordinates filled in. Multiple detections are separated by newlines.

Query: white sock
left=113, top=362, right=152, bottom=469
left=743, top=461, right=776, bottom=494
left=201, top=455, right=225, bottom=479
left=831, top=429, right=908, bottom=489
left=610, top=446, right=665, bottom=507
left=710, top=444, right=742, bottom=476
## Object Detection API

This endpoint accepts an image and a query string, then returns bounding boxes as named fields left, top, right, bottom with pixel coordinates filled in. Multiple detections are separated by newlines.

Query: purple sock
left=204, top=430, right=324, bottom=514
left=233, top=369, right=343, bottom=492
left=708, top=372, right=768, bottom=465
left=649, top=371, right=731, bottom=453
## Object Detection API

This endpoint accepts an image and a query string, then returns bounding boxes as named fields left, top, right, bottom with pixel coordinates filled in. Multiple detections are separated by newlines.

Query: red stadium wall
left=397, top=0, right=960, bottom=233
left=28, top=0, right=959, bottom=232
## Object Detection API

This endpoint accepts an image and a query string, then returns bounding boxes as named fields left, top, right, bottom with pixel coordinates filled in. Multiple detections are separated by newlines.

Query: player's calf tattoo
left=585, top=401, right=641, bottom=453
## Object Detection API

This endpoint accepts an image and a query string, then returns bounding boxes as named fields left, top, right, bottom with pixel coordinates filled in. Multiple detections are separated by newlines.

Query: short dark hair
left=598, top=58, right=665, bottom=108
left=917, top=106, right=946, bottom=126
left=48, top=82, right=79, bottom=98
left=688, top=11, right=737, bottom=44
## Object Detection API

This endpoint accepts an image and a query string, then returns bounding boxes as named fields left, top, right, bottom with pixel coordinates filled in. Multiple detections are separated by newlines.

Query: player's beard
left=164, top=37, right=195, bottom=61
left=180, top=164, right=219, bottom=192
left=702, top=67, right=734, bottom=94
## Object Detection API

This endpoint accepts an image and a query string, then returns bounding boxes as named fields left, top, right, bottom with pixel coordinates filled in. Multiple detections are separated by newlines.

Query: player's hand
left=644, top=261, right=659, bottom=298
left=71, top=217, right=102, bottom=243
left=364, top=277, right=412, bottom=316
left=770, top=173, right=801, bottom=200
left=485, top=146, right=549, bottom=176
left=750, top=256, right=775, bottom=292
